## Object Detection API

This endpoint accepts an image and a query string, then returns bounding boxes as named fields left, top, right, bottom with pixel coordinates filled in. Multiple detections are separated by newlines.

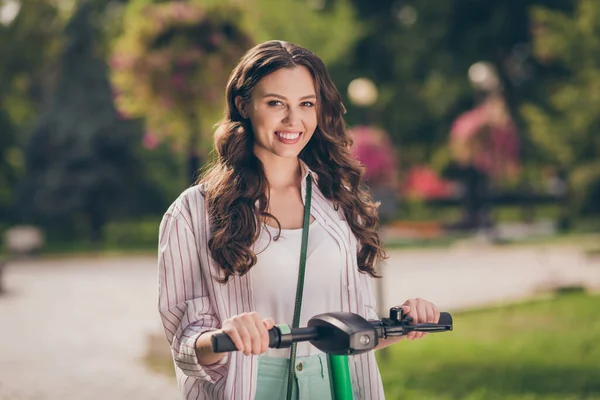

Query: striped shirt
left=158, top=162, right=385, bottom=399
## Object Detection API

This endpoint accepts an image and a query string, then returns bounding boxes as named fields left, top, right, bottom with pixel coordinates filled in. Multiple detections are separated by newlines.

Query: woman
left=158, top=40, right=440, bottom=400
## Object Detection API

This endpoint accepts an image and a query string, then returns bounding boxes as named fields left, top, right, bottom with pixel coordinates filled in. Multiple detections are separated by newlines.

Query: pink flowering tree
left=110, top=2, right=253, bottom=182
left=350, top=125, right=453, bottom=203
left=349, top=126, right=401, bottom=221
left=350, top=126, right=399, bottom=188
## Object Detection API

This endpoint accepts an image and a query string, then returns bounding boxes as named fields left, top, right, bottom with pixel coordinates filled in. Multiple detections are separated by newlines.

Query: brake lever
left=377, top=307, right=451, bottom=338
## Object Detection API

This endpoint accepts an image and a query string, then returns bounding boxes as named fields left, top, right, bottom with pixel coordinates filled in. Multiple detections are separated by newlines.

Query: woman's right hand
left=220, top=312, right=275, bottom=356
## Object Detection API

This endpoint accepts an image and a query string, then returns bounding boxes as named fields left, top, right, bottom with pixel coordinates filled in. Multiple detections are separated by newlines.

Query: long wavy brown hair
left=199, top=40, right=387, bottom=283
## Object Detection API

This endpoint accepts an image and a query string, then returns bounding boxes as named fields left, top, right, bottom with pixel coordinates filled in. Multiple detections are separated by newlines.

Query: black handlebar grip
left=438, top=312, right=452, bottom=326
left=211, top=327, right=283, bottom=353
left=211, top=332, right=237, bottom=353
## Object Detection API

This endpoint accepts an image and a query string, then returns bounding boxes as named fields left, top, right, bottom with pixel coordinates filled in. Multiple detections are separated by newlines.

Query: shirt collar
left=299, top=158, right=319, bottom=183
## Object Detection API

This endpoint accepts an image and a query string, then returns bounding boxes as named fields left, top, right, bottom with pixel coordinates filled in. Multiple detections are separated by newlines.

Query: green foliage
left=111, top=0, right=360, bottom=157
left=0, top=108, right=18, bottom=224
left=0, top=0, right=65, bottom=223
left=242, top=0, right=362, bottom=66
left=343, top=1, right=568, bottom=170
left=0, top=0, right=64, bottom=126
left=102, top=217, right=161, bottom=249
left=521, top=0, right=600, bottom=215
left=378, top=291, right=600, bottom=399
left=345, top=0, right=514, bottom=163
left=111, top=2, right=253, bottom=152
left=138, top=142, right=188, bottom=209
left=18, top=2, right=144, bottom=241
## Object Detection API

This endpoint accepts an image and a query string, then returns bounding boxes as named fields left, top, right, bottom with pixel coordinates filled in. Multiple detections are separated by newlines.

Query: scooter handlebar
left=211, top=311, right=452, bottom=353
left=211, top=327, right=282, bottom=353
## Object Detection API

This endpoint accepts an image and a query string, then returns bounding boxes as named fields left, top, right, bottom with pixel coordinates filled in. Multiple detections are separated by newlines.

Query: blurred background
left=0, top=0, right=599, bottom=399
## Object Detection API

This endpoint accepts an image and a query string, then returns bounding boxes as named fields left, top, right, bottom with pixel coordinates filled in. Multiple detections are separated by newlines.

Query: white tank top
left=251, top=218, right=343, bottom=357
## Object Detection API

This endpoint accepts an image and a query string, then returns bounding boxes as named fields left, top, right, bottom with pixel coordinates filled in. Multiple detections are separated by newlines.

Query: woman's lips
left=275, top=131, right=302, bottom=144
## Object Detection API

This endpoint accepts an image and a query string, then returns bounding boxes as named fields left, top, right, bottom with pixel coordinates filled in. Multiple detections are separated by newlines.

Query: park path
left=1, top=245, right=599, bottom=399
left=378, top=245, right=600, bottom=314
left=0, top=257, right=179, bottom=400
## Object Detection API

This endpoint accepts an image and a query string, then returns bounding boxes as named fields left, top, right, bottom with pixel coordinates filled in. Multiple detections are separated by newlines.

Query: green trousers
left=255, top=353, right=334, bottom=400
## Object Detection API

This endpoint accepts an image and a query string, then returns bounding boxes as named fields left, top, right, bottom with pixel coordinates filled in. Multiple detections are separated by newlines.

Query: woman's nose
left=282, top=106, right=300, bottom=125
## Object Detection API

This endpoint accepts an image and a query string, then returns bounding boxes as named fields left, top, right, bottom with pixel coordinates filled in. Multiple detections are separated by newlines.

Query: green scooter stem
left=328, top=354, right=353, bottom=400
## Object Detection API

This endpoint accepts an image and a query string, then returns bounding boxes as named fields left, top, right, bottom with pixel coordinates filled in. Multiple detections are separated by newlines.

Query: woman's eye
left=267, top=100, right=283, bottom=107
left=301, top=102, right=315, bottom=107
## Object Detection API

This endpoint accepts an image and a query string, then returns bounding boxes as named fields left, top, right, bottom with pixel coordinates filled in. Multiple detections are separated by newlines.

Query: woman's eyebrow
left=262, top=93, right=317, bottom=100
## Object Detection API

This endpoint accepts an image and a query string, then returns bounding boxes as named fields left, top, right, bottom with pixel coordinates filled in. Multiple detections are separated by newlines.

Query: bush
left=102, top=218, right=161, bottom=250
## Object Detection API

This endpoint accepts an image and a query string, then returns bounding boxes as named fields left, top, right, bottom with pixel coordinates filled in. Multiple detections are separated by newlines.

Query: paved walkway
left=0, top=257, right=179, bottom=400
left=1, top=246, right=599, bottom=399
left=378, top=245, right=600, bottom=314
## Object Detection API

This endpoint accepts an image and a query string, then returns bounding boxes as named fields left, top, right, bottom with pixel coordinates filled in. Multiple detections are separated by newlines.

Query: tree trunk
left=187, top=113, right=203, bottom=184
left=188, top=148, right=201, bottom=184
left=89, top=211, right=105, bottom=245
left=558, top=169, right=572, bottom=232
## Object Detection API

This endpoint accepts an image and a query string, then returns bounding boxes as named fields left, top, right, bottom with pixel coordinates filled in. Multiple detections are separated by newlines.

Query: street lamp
left=468, top=61, right=500, bottom=92
left=347, top=77, right=378, bottom=126
left=348, top=77, right=389, bottom=356
left=393, top=3, right=417, bottom=28
left=347, top=77, right=378, bottom=107
left=0, top=0, right=20, bottom=26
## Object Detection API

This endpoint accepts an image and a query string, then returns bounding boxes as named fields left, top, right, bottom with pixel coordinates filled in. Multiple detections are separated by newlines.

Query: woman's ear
left=234, top=96, right=247, bottom=119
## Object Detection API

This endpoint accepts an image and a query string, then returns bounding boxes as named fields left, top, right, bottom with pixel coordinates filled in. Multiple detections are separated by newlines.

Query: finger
left=251, top=313, right=269, bottom=354
left=232, top=320, right=252, bottom=355
left=434, top=306, right=441, bottom=324
left=243, top=314, right=263, bottom=355
left=416, top=300, right=429, bottom=324
left=401, top=304, right=411, bottom=316
left=406, top=300, right=419, bottom=324
left=407, top=299, right=422, bottom=340
left=414, top=301, right=428, bottom=339
left=425, top=303, right=436, bottom=324
left=403, top=301, right=418, bottom=339
left=263, top=318, right=275, bottom=330
left=222, top=326, right=245, bottom=353
left=260, top=319, right=275, bottom=353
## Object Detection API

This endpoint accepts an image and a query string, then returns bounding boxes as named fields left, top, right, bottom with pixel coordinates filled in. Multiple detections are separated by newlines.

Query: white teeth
left=276, top=132, right=301, bottom=140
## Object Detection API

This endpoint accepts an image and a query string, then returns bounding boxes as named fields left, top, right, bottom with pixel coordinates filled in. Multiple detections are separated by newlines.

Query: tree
left=343, top=0, right=571, bottom=170
left=521, top=0, right=600, bottom=218
left=111, top=2, right=254, bottom=183
left=0, top=0, right=65, bottom=227
left=241, top=0, right=361, bottom=66
left=18, top=1, right=143, bottom=242
left=0, top=109, right=18, bottom=227
left=111, top=0, right=361, bottom=183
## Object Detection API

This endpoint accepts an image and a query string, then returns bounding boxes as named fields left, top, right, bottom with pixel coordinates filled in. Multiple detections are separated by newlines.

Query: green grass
left=499, top=232, right=600, bottom=248
left=384, top=232, right=600, bottom=252
left=39, top=240, right=157, bottom=257
left=0, top=239, right=157, bottom=260
left=145, top=353, right=176, bottom=378
left=377, top=290, right=600, bottom=400
left=395, top=204, right=562, bottom=224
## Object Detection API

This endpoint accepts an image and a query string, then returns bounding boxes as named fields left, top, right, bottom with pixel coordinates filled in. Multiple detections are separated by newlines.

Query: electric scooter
left=212, top=307, right=453, bottom=399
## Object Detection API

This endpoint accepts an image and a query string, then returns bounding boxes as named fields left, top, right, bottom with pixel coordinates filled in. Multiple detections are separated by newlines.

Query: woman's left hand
left=398, top=298, right=440, bottom=340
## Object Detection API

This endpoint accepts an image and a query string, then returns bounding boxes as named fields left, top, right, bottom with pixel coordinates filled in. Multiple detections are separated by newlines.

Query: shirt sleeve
left=363, top=273, right=380, bottom=321
left=158, top=194, right=229, bottom=384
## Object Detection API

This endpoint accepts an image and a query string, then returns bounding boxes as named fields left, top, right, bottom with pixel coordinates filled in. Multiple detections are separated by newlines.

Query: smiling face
left=236, top=66, right=318, bottom=162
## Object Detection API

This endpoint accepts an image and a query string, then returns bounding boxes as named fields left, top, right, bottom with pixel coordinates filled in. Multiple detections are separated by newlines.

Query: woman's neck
left=255, top=150, right=302, bottom=190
